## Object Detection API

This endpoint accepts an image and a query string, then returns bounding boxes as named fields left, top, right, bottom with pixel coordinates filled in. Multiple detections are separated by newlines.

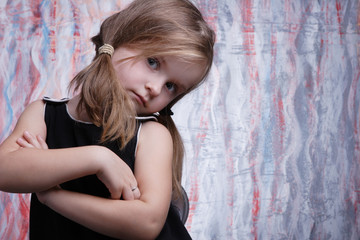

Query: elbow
left=0, top=149, right=16, bottom=192
left=117, top=209, right=166, bottom=240
left=0, top=155, right=21, bottom=193
left=130, top=200, right=169, bottom=240
left=139, top=216, right=165, bottom=240
left=123, top=213, right=164, bottom=240
left=0, top=157, right=9, bottom=192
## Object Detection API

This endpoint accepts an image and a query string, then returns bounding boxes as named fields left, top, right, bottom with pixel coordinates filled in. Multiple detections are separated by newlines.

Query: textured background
left=0, top=0, right=359, bottom=239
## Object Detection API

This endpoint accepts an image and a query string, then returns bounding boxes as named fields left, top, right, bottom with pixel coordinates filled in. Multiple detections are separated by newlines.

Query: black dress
left=29, top=98, right=191, bottom=240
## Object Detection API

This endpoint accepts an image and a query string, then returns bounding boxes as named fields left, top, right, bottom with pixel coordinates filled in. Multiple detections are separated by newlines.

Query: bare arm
left=37, top=121, right=173, bottom=239
left=0, top=100, right=139, bottom=199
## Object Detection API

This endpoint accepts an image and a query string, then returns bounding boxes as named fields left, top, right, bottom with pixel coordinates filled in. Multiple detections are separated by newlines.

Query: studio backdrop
left=0, top=0, right=359, bottom=239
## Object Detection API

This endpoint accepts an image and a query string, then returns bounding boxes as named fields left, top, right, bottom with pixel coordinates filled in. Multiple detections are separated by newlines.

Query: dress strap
left=135, top=115, right=158, bottom=121
left=43, top=96, right=69, bottom=103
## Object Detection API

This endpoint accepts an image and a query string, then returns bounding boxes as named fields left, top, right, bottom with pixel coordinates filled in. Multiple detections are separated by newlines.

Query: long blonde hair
left=70, top=0, right=215, bottom=198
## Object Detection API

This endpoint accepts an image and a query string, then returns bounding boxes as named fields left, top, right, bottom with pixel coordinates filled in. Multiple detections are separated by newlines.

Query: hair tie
left=159, top=107, right=174, bottom=116
left=98, top=44, right=114, bottom=57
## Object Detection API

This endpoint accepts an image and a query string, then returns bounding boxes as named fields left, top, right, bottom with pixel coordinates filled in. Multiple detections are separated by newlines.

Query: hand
left=16, top=131, right=48, bottom=150
left=96, top=148, right=141, bottom=200
left=16, top=130, right=141, bottom=200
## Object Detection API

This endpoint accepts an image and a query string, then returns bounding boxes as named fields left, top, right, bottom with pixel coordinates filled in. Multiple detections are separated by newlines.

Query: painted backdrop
left=0, top=0, right=359, bottom=239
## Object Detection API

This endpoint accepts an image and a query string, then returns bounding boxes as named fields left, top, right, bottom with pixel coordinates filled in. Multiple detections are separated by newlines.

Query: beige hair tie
left=98, top=44, right=114, bottom=57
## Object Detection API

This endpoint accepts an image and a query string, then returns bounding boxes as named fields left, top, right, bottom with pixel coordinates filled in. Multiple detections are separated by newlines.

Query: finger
left=133, top=187, right=141, bottom=200
left=122, top=187, right=134, bottom=200
left=110, top=192, right=121, bottom=200
left=23, top=131, right=41, bottom=149
left=36, top=135, right=48, bottom=149
left=16, top=137, right=34, bottom=148
left=110, top=188, right=122, bottom=200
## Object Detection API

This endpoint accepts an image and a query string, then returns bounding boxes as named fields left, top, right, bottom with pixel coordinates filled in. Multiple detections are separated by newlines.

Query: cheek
left=114, top=64, right=134, bottom=87
left=116, top=70, right=133, bottom=89
left=118, top=77, right=128, bottom=88
left=154, top=96, right=173, bottom=110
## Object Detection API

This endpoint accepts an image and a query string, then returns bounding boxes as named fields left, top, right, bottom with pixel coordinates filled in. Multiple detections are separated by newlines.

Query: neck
left=67, top=95, right=93, bottom=123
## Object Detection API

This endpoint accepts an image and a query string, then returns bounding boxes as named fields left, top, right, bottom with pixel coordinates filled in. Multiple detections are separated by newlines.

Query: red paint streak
left=324, top=2, right=330, bottom=29
left=248, top=128, right=260, bottom=240
left=18, top=194, right=30, bottom=240
left=284, top=0, right=292, bottom=23
left=70, top=1, right=82, bottom=80
left=316, top=39, right=325, bottom=89
left=185, top=130, right=203, bottom=231
left=268, top=28, right=286, bottom=216
left=3, top=194, right=15, bottom=239
left=355, top=105, right=360, bottom=229
left=49, top=1, right=57, bottom=61
left=252, top=182, right=260, bottom=220
left=336, top=1, right=342, bottom=35
left=198, top=0, right=218, bottom=33
left=241, top=0, right=261, bottom=235
left=270, top=31, right=284, bottom=148
left=277, top=96, right=285, bottom=140
left=358, top=1, right=360, bottom=33
left=186, top=80, right=211, bottom=230
left=186, top=120, right=208, bottom=224
left=274, top=92, right=285, bottom=138
left=270, top=31, right=277, bottom=81
left=354, top=71, right=360, bottom=153
left=225, top=138, right=234, bottom=232
left=241, top=0, right=256, bottom=56
left=270, top=91, right=286, bottom=215
left=335, top=0, right=345, bottom=45
left=186, top=167, right=199, bottom=230
left=0, top=193, right=30, bottom=240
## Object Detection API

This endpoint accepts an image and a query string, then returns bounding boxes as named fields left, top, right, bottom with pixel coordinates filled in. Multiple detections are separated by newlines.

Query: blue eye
left=165, top=82, right=176, bottom=92
left=147, top=57, right=159, bottom=70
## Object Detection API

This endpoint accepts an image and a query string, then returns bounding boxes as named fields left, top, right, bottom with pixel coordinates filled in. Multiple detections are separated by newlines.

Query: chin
left=136, top=110, right=151, bottom=116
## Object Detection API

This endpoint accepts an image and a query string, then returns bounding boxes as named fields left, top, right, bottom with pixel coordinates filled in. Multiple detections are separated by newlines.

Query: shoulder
left=0, top=99, right=47, bottom=151
left=18, top=99, right=46, bottom=124
left=139, top=121, right=172, bottom=143
left=20, top=99, right=45, bottom=119
left=137, top=121, right=173, bottom=158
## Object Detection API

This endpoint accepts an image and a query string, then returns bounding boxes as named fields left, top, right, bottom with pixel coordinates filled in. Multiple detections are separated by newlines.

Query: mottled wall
left=0, top=0, right=359, bottom=239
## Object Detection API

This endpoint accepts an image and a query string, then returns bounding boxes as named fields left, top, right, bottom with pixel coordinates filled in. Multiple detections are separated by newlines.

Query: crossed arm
left=0, top=100, right=173, bottom=239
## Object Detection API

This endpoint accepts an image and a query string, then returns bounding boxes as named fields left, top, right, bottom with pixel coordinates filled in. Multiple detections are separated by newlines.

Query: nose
left=145, top=80, right=162, bottom=97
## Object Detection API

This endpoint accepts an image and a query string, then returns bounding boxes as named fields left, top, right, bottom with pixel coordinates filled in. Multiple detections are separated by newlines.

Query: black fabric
left=156, top=204, right=192, bottom=240
left=29, top=99, right=191, bottom=240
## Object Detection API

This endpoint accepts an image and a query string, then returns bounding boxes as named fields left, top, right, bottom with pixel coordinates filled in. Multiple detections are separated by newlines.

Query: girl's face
left=112, top=47, right=205, bottom=115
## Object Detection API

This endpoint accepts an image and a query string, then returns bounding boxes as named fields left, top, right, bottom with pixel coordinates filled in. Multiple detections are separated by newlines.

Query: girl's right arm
left=0, top=100, right=138, bottom=199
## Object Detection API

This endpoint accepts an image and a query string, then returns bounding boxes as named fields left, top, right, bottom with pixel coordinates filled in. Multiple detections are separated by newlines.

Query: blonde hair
left=70, top=0, right=215, bottom=199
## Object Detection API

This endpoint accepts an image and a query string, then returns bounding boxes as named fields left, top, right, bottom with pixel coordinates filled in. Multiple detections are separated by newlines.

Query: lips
left=132, top=92, right=146, bottom=107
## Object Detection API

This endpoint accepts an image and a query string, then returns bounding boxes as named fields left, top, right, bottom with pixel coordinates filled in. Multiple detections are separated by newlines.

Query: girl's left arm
left=37, top=121, right=173, bottom=240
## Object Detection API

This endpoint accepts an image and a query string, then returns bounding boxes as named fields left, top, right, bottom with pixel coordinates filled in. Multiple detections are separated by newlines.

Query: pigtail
left=157, top=114, right=184, bottom=200
left=70, top=53, right=136, bottom=149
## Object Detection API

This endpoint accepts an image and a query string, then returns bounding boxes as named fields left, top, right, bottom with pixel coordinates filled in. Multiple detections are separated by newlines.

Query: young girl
left=0, top=0, right=214, bottom=239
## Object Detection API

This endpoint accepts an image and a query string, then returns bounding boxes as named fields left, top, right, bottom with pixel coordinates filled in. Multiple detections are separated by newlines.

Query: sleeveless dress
left=29, top=98, right=192, bottom=240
